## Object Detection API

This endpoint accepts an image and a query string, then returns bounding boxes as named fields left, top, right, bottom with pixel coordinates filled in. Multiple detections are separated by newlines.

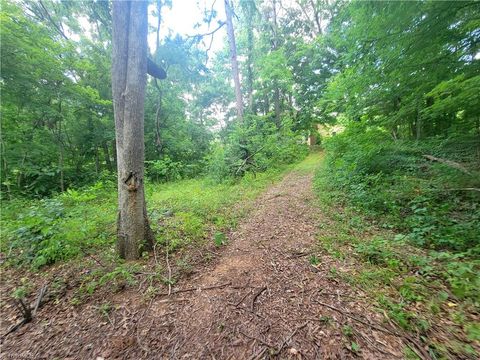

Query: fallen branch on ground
left=238, top=329, right=275, bottom=348
left=251, top=286, right=267, bottom=311
left=285, top=251, right=311, bottom=259
left=274, top=322, right=308, bottom=356
left=157, top=282, right=232, bottom=296
left=234, top=289, right=252, bottom=307
left=422, top=155, right=471, bottom=175
left=3, top=284, right=48, bottom=338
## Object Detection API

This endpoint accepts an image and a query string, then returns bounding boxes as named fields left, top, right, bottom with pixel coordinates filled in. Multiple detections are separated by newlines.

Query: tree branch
left=422, top=155, right=472, bottom=175
left=38, top=0, right=69, bottom=41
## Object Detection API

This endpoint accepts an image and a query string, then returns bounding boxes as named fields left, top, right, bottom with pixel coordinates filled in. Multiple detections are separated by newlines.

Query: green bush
left=146, top=156, right=184, bottom=182
left=320, top=123, right=480, bottom=254
left=1, top=181, right=116, bottom=268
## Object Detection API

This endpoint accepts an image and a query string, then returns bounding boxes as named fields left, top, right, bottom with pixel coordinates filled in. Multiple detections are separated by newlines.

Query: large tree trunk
left=224, top=0, right=243, bottom=122
left=112, top=0, right=154, bottom=260
left=94, top=146, right=100, bottom=175
left=111, top=140, right=117, bottom=170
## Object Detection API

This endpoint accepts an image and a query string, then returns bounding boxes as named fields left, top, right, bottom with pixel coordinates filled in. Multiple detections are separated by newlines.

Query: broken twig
left=157, top=282, right=232, bottom=296
left=251, top=286, right=267, bottom=311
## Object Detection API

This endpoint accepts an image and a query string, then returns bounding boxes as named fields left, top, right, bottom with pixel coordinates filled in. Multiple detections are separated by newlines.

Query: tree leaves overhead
left=2, top=0, right=479, bottom=197
left=323, top=0, right=480, bottom=136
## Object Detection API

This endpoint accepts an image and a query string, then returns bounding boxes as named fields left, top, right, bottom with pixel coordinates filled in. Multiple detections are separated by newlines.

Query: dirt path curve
left=121, top=158, right=405, bottom=359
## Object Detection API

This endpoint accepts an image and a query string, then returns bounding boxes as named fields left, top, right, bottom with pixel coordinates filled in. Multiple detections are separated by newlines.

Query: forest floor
left=0, top=154, right=462, bottom=359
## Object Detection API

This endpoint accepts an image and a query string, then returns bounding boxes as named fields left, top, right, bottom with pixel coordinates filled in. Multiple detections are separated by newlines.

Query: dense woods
left=1, top=0, right=479, bottom=358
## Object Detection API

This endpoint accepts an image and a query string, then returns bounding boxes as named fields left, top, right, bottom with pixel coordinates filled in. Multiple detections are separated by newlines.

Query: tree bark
left=112, top=0, right=154, bottom=260
left=274, top=81, right=281, bottom=128
left=241, top=0, right=256, bottom=114
left=309, top=0, right=322, bottom=35
left=415, top=107, right=422, bottom=141
left=224, top=0, right=243, bottom=122
left=57, top=110, right=64, bottom=193
left=59, top=143, right=64, bottom=192
left=111, top=140, right=117, bottom=170
left=246, top=26, right=254, bottom=113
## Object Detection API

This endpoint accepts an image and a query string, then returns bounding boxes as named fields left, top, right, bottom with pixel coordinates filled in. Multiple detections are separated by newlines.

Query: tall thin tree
left=224, top=0, right=243, bottom=121
left=112, top=1, right=155, bottom=259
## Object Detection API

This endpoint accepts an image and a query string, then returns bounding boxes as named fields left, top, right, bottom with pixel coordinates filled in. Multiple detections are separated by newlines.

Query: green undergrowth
left=313, top=136, right=480, bottom=359
left=146, top=159, right=309, bottom=252
left=1, top=153, right=317, bottom=270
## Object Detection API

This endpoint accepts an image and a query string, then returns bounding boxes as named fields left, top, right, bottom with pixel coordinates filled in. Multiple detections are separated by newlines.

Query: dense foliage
left=1, top=0, right=478, bottom=301
left=1, top=0, right=313, bottom=265
left=322, top=127, right=479, bottom=254
left=311, top=2, right=479, bottom=355
left=0, top=0, right=312, bottom=200
left=316, top=0, right=479, bottom=255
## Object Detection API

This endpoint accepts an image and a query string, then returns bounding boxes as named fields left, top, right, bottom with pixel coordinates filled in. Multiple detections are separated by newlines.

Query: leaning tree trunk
left=224, top=0, right=243, bottom=122
left=112, top=0, right=154, bottom=260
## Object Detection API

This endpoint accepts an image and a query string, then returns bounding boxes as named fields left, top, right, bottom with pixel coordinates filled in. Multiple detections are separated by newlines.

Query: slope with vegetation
left=311, top=1, right=480, bottom=358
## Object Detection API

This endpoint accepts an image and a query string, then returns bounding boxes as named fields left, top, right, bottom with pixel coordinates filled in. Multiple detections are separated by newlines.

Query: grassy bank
left=313, top=132, right=480, bottom=359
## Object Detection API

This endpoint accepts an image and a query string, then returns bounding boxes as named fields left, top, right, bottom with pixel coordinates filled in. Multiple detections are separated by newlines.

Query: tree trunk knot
left=124, top=171, right=139, bottom=192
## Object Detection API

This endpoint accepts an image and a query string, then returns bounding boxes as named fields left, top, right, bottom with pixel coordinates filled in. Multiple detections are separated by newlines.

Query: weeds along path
left=124, top=153, right=405, bottom=359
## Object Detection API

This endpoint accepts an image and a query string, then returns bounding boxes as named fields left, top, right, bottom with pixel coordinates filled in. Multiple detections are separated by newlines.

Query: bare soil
left=1, top=165, right=411, bottom=359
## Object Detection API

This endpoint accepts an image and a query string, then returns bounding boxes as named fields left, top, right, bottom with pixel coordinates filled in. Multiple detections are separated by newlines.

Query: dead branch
left=264, top=193, right=283, bottom=201
left=238, top=329, right=275, bottom=348
left=157, top=282, right=232, bottom=296
left=314, top=300, right=396, bottom=335
left=355, top=329, right=399, bottom=357
left=33, top=284, right=47, bottom=315
left=87, top=253, right=106, bottom=267
left=186, top=21, right=226, bottom=39
left=286, top=251, right=311, bottom=259
left=234, top=289, right=252, bottom=307
left=250, top=347, right=268, bottom=360
left=422, top=155, right=472, bottom=175
left=250, top=286, right=267, bottom=311
left=135, top=297, right=155, bottom=353
left=3, top=284, right=48, bottom=338
left=236, top=145, right=266, bottom=175
left=2, top=318, right=29, bottom=338
left=274, top=322, right=308, bottom=356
